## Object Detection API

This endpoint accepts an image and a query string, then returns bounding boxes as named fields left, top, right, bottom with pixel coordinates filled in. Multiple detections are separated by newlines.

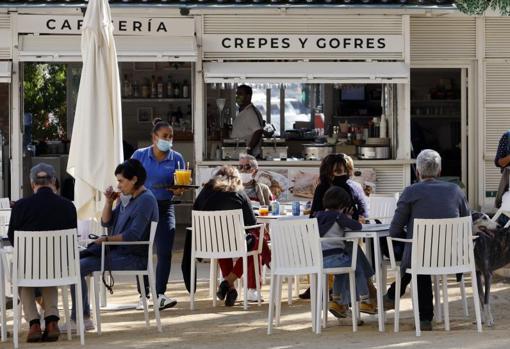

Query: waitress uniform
left=132, top=146, right=184, bottom=298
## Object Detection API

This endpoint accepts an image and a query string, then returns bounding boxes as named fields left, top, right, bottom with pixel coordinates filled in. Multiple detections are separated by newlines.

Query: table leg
left=373, top=235, right=385, bottom=332
left=366, top=238, right=373, bottom=271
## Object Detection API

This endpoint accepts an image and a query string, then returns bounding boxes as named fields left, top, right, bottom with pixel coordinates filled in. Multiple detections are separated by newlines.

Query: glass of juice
left=259, top=205, right=269, bottom=216
left=174, top=169, right=192, bottom=185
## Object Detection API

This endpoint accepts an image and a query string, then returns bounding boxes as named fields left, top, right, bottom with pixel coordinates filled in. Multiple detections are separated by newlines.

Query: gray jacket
left=389, top=179, right=471, bottom=270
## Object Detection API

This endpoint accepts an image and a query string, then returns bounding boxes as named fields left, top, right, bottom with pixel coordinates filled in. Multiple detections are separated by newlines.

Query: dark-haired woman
left=68, top=159, right=159, bottom=330
left=131, top=118, right=185, bottom=310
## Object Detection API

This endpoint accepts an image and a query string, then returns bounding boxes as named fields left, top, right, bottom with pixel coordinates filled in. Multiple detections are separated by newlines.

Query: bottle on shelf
left=379, top=114, right=387, bottom=138
left=173, top=81, right=181, bottom=98
left=150, top=75, right=157, bottom=98
left=182, top=80, right=189, bottom=99
left=157, top=76, right=164, bottom=98
left=142, top=79, right=150, bottom=98
left=166, top=76, right=173, bottom=98
left=122, top=74, right=131, bottom=98
left=132, top=80, right=139, bottom=98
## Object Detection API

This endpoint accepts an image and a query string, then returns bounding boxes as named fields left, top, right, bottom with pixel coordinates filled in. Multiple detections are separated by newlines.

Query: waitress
left=132, top=118, right=185, bottom=310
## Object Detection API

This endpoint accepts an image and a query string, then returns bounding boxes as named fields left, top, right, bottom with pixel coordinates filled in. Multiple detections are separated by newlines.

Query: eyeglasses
left=238, top=164, right=252, bottom=170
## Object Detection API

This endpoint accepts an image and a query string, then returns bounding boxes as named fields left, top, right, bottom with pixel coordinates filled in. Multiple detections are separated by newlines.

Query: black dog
left=471, top=211, right=506, bottom=327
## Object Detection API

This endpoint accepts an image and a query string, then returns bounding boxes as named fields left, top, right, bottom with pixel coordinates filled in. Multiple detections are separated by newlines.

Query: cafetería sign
left=17, top=15, right=194, bottom=36
left=203, top=34, right=403, bottom=53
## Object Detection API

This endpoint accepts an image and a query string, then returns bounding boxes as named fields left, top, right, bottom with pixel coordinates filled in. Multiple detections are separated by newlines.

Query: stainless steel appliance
left=357, top=145, right=391, bottom=160
left=303, top=144, right=334, bottom=160
left=221, top=139, right=246, bottom=160
left=261, top=138, right=288, bottom=160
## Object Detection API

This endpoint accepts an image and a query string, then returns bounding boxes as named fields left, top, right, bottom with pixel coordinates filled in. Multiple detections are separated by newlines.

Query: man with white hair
left=8, top=163, right=77, bottom=342
left=383, top=149, right=470, bottom=331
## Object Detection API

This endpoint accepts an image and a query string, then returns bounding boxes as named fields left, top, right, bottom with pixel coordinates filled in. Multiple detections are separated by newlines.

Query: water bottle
left=292, top=201, right=300, bottom=216
left=271, top=201, right=280, bottom=216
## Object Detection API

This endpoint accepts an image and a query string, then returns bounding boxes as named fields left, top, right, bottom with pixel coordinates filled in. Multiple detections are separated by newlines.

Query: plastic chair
left=190, top=210, right=264, bottom=310
left=12, top=229, right=85, bottom=348
left=0, top=198, right=10, bottom=209
left=92, top=222, right=161, bottom=334
left=267, top=218, right=322, bottom=334
left=0, top=247, right=12, bottom=342
left=321, top=236, right=360, bottom=332
left=0, top=209, right=11, bottom=239
left=367, top=193, right=399, bottom=224
left=387, top=217, right=482, bottom=336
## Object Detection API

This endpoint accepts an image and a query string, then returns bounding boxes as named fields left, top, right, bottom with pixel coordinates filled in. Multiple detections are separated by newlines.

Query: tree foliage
left=455, top=0, right=510, bottom=15
left=23, top=63, right=67, bottom=141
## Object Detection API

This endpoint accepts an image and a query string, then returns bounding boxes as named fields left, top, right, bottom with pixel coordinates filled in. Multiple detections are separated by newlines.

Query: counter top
left=197, top=159, right=415, bottom=166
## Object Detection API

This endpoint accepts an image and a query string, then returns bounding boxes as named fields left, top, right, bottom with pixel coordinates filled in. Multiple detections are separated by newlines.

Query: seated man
left=384, top=149, right=470, bottom=331
left=68, top=159, right=158, bottom=331
left=238, top=154, right=273, bottom=205
left=8, top=163, right=77, bottom=342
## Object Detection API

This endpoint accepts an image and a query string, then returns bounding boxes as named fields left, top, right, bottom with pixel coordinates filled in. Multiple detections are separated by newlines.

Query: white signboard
left=203, top=34, right=403, bottom=53
left=17, top=15, right=195, bottom=36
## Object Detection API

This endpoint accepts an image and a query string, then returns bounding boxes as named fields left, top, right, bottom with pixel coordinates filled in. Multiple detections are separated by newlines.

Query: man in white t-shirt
left=231, top=85, right=264, bottom=158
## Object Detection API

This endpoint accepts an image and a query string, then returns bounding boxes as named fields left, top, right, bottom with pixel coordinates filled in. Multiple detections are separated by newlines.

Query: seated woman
left=317, top=186, right=374, bottom=318
left=192, top=165, right=262, bottom=306
left=67, top=159, right=158, bottom=330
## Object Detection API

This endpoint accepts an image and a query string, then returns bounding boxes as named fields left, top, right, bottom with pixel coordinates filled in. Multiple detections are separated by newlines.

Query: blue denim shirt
left=132, top=146, right=185, bottom=201
left=102, top=190, right=159, bottom=257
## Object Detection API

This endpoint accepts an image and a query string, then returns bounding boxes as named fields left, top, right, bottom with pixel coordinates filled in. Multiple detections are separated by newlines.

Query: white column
left=194, top=16, right=204, bottom=163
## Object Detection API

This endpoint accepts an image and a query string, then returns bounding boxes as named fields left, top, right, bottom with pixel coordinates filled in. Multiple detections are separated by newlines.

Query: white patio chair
left=321, top=236, right=360, bottom=332
left=387, top=217, right=482, bottom=336
left=367, top=193, right=399, bottom=224
left=0, top=246, right=13, bottom=342
left=190, top=210, right=264, bottom=310
left=492, top=209, right=510, bottom=228
left=267, top=218, right=322, bottom=334
left=12, top=229, right=85, bottom=348
left=92, top=221, right=161, bottom=334
left=0, top=198, right=10, bottom=209
left=0, top=209, right=11, bottom=239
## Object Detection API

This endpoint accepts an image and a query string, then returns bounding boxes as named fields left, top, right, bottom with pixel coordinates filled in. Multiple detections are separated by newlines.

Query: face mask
left=332, top=175, right=349, bottom=186
left=240, top=173, right=253, bottom=184
left=119, top=193, right=132, bottom=207
left=156, top=138, right=172, bottom=152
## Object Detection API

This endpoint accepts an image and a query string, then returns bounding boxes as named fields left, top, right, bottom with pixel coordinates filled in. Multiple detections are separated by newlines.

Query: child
left=315, top=186, right=375, bottom=318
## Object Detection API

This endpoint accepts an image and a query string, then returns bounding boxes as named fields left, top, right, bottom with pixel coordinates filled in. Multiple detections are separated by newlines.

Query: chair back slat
left=368, top=194, right=398, bottom=224
left=13, top=229, right=79, bottom=285
left=412, top=217, right=473, bottom=274
left=146, top=222, right=158, bottom=266
left=269, top=218, right=322, bottom=275
left=192, top=210, right=247, bottom=258
left=0, top=210, right=11, bottom=237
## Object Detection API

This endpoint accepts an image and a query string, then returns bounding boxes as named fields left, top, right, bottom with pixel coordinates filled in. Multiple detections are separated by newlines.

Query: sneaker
left=329, top=301, right=348, bottom=319
left=299, top=287, right=311, bottom=300
left=417, top=320, right=433, bottom=331
left=383, top=294, right=395, bottom=311
left=59, top=318, right=95, bottom=333
left=157, top=294, right=177, bottom=310
left=225, top=288, right=238, bottom=307
left=359, top=300, right=377, bottom=315
left=136, top=297, right=152, bottom=310
left=247, top=289, right=264, bottom=303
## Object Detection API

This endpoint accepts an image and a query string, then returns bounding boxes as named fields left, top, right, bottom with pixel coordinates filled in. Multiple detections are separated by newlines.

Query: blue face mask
left=156, top=138, right=172, bottom=152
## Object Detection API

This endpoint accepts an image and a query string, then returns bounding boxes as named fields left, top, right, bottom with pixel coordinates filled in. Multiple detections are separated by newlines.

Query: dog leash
left=89, top=234, right=115, bottom=295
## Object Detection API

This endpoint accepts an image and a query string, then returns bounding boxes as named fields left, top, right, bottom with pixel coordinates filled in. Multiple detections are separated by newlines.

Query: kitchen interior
left=205, top=82, right=397, bottom=162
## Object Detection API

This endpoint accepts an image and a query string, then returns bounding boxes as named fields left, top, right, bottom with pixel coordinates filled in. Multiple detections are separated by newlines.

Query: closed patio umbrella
left=67, top=0, right=123, bottom=219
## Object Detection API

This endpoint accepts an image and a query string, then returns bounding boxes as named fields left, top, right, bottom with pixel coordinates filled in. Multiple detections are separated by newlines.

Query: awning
left=0, top=62, right=11, bottom=83
left=19, top=35, right=197, bottom=62
left=204, top=62, right=409, bottom=84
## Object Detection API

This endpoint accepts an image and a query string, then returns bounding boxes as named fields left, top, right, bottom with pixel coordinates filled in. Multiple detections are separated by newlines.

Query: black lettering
left=156, top=22, right=167, bottom=32
left=234, top=38, right=243, bottom=48
left=133, top=21, right=142, bottom=32
left=258, top=38, right=268, bottom=47
left=366, top=38, right=375, bottom=49
left=148, top=19, right=152, bottom=32
left=282, top=38, right=290, bottom=49
left=298, top=37, right=308, bottom=49
left=119, top=20, right=127, bottom=32
left=247, top=37, right=255, bottom=49
left=354, top=38, right=363, bottom=49
left=377, top=38, right=386, bottom=49
left=61, top=19, right=71, bottom=30
left=271, top=38, right=279, bottom=48
left=222, top=38, right=231, bottom=48
left=329, top=38, right=340, bottom=49
left=343, top=38, right=352, bottom=48
left=316, top=38, right=326, bottom=49
left=46, top=19, right=56, bottom=30
left=77, top=19, right=83, bottom=31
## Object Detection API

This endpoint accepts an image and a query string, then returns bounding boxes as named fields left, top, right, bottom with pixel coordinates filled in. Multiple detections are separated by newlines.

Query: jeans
left=71, top=252, right=147, bottom=320
left=323, top=246, right=374, bottom=305
left=139, top=201, right=176, bottom=296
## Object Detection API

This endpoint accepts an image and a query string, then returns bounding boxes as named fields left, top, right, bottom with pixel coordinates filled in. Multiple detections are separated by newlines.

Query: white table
left=346, top=224, right=390, bottom=333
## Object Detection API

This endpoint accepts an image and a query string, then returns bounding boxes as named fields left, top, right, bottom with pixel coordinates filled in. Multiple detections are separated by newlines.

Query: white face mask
left=240, top=173, right=253, bottom=184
